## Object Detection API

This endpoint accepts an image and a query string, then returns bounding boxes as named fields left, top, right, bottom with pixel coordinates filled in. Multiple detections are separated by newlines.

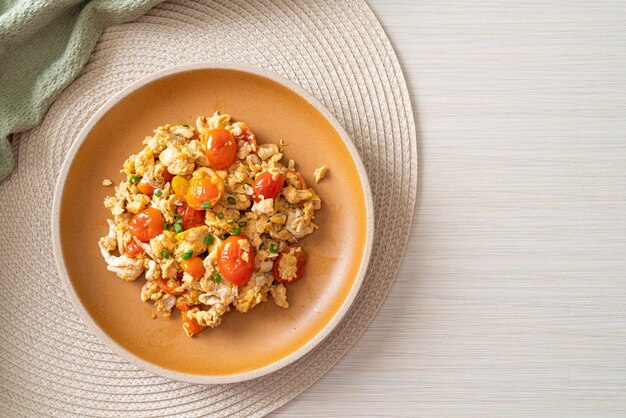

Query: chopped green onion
left=269, top=243, right=278, bottom=254
left=238, top=221, right=247, bottom=227
left=217, top=212, right=224, bottom=220
left=204, top=235, right=215, bottom=245
left=174, top=223, right=183, bottom=233
left=202, top=201, right=211, bottom=209
left=213, top=274, right=222, bottom=283
left=128, top=175, right=140, bottom=184
left=164, top=222, right=173, bottom=231
left=226, top=219, right=234, bottom=225
left=182, top=124, right=190, bottom=128
left=181, top=250, right=193, bottom=260
left=232, top=227, right=241, bottom=236
left=161, top=250, right=170, bottom=259
left=220, top=233, right=229, bottom=240
left=154, top=189, right=162, bottom=197
left=174, top=214, right=183, bottom=222
left=227, top=196, right=236, bottom=205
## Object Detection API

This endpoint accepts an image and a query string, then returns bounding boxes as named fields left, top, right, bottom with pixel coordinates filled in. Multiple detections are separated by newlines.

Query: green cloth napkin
left=0, top=0, right=163, bottom=181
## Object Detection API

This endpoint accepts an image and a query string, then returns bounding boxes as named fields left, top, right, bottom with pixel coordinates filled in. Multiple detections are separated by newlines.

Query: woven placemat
left=0, top=1, right=416, bottom=416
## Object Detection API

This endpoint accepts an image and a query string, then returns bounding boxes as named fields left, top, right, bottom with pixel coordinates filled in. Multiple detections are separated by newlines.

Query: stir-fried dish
left=99, top=112, right=326, bottom=336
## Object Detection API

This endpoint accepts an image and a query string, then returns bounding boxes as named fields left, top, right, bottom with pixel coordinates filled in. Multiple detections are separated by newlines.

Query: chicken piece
left=313, top=164, right=328, bottom=183
left=98, top=242, right=144, bottom=281
left=270, top=284, right=289, bottom=309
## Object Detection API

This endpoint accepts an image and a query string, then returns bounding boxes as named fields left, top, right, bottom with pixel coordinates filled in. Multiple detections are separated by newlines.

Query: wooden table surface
left=274, top=1, right=626, bottom=416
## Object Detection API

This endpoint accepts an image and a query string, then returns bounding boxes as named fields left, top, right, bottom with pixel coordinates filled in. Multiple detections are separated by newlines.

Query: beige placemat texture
left=0, top=1, right=417, bottom=416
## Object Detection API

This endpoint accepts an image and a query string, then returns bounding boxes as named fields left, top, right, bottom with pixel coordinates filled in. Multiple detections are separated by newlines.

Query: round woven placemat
left=0, top=1, right=416, bottom=416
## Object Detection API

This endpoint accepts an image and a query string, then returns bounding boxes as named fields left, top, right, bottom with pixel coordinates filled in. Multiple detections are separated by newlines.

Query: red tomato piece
left=157, top=277, right=184, bottom=296
left=186, top=175, right=225, bottom=210
left=234, top=125, right=257, bottom=151
left=273, top=247, right=308, bottom=285
left=176, top=203, right=206, bottom=229
left=182, top=311, right=205, bottom=336
left=162, top=168, right=175, bottom=183
left=175, top=299, right=197, bottom=312
left=217, top=236, right=255, bottom=286
left=251, top=171, right=285, bottom=202
left=180, top=256, right=205, bottom=280
left=129, top=207, right=165, bottom=243
left=286, top=169, right=307, bottom=190
left=205, top=128, right=237, bottom=169
left=137, top=180, right=155, bottom=196
left=124, top=240, right=144, bottom=258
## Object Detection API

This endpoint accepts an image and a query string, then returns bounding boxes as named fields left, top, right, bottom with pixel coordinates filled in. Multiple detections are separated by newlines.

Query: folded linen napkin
left=0, top=0, right=163, bottom=181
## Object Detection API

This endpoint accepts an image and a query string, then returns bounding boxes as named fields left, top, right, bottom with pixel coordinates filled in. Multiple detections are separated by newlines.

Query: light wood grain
left=273, top=0, right=626, bottom=416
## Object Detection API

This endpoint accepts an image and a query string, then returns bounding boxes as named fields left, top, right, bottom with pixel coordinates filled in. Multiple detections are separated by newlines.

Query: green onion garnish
left=128, top=175, right=140, bottom=184
left=182, top=124, right=190, bottom=128
left=161, top=250, right=169, bottom=259
left=154, top=189, right=162, bottom=197
left=164, top=222, right=173, bottom=231
left=269, top=243, right=278, bottom=254
left=220, top=233, right=229, bottom=240
left=174, top=214, right=183, bottom=222
left=217, top=212, right=224, bottom=220
left=202, top=201, right=211, bottom=209
left=213, top=274, right=221, bottom=283
left=174, top=223, right=183, bottom=233
left=238, top=221, right=247, bottom=227
left=232, top=227, right=241, bottom=236
left=181, top=250, right=193, bottom=260
left=227, top=197, right=236, bottom=205
left=204, top=235, right=215, bottom=245
left=226, top=219, right=234, bottom=225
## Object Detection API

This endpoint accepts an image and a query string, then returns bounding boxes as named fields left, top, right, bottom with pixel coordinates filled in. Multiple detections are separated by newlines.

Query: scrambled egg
left=99, top=112, right=324, bottom=336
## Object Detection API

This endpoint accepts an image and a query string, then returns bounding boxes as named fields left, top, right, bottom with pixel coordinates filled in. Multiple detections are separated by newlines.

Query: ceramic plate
left=52, top=63, right=373, bottom=383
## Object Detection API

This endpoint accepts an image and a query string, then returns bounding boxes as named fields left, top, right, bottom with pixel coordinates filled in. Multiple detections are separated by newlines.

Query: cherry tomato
left=180, top=256, right=205, bottom=280
left=186, top=174, right=225, bottom=210
left=176, top=203, right=205, bottom=229
left=217, top=236, right=255, bottom=286
left=234, top=125, right=257, bottom=151
left=251, top=171, right=285, bottom=202
left=205, top=128, right=237, bottom=169
left=124, top=240, right=144, bottom=257
left=171, top=175, right=190, bottom=200
left=129, top=207, right=164, bottom=243
left=273, top=247, right=308, bottom=285
left=157, top=277, right=184, bottom=296
left=162, top=168, right=175, bottom=183
left=182, top=311, right=205, bottom=336
left=286, top=169, right=307, bottom=190
left=137, top=180, right=155, bottom=196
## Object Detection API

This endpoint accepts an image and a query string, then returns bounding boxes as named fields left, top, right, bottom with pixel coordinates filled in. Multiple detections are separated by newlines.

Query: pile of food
left=98, top=112, right=327, bottom=336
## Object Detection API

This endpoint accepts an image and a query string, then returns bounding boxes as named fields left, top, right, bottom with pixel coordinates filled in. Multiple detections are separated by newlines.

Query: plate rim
left=51, top=62, right=375, bottom=384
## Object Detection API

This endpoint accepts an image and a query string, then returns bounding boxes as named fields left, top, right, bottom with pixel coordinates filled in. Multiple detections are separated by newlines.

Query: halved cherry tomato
left=234, top=125, right=257, bottom=151
left=129, top=207, right=164, bottom=243
left=172, top=175, right=190, bottom=200
left=217, top=236, right=255, bottom=286
left=162, top=168, right=175, bottom=183
left=176, top=203, right=205, bottom=229
left=286, top=169, right=307, bottom=190
left=124, top=240, right=144, bottom=257
left=251, top=171, right=285, bottom=202
left=205, top=128, right=237, bottom=169
left=137, top=180, right=155, bottom=196
left=180, top=256, right=205, bottom=280
left=182, top=311, right=205, bottom=336
left=186, top=170, right=225, bottom=210
left=273, top=247, right=308, bottom=285
left=157, top=277, right=184, bottom=296
left=175, top=299, right=197, bottom=312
